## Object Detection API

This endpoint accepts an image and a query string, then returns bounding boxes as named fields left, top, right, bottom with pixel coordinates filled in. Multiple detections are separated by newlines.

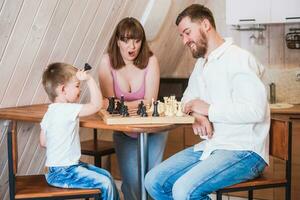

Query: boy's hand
left=76, top=69, right=90, bottom=81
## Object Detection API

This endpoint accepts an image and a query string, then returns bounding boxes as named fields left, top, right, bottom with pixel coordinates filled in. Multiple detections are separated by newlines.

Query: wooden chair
left=81, top=129, right=115, bottom=169
left=216, top=117, right=292, bottom=200
left=6, top=121, right=101, bottom=200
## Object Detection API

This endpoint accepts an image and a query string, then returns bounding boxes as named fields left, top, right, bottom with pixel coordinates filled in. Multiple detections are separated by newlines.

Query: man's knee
left=172, top=178, right=209, bottom=200
left=172, top=180, right=190, bottom=200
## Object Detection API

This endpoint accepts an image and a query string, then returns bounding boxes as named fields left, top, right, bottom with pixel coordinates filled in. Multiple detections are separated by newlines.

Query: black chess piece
left=122, top=105, right=129, bottom=117
left=84, top=63, right=92, bottom=71
left=120, top=95, right=125, bottom=106
left=107, top=97, right=115, bottom=114
left=140, top=105, right=148, bottom=117
left=137, top=101, right=144, bottom=115
left=116, top=101, right=121, bottom=114
left=152, top=101, right=159, bottom=117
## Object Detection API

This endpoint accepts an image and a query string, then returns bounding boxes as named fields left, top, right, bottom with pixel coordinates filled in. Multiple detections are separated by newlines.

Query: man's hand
left=192, top=113, right=213, bottom=139
left=184, top=99, right=210, bottom=116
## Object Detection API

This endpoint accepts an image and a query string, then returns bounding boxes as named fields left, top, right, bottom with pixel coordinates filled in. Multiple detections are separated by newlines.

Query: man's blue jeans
left=145, top=147, right=266, bottom=200
left=46, top=161, right=119, bottom=200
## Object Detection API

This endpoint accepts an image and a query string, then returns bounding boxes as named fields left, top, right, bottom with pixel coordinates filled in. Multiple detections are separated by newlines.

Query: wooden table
left=0, top=104, right=178, bottom=200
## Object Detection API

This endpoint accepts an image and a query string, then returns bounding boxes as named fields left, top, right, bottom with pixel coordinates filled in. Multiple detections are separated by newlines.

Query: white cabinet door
left=271, top=0, right=300, bottom=23
left=226, top=0, right=270, bottom=25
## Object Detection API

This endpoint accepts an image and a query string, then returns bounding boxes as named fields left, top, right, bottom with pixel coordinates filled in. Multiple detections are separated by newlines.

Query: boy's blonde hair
left=42, top=62, right=77, bottom=102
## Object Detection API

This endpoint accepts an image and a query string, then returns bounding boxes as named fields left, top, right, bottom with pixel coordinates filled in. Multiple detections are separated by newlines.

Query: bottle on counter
left=269, top=82, right=276, bottom=104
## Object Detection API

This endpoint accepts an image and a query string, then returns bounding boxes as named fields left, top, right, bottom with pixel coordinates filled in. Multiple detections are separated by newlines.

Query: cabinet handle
left=239, top=19, right=256, bottom=22
left=286, top=17, right=300, bottom=20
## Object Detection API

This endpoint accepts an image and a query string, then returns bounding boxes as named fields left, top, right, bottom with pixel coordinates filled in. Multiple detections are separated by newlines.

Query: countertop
left=271, top=104, right=300, bottom=115
left=271, top=104, right=300, bottom=120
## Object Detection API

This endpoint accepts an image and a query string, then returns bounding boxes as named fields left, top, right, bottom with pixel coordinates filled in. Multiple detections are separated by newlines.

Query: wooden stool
left=81, top=129, right=115, bottom=169
left=216, top=117, right=293, bottom=200
left=6, top=121, right=101, bottom=200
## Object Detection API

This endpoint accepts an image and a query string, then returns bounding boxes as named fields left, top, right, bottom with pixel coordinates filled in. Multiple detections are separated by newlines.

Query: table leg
left=138, top=132, right=148, bottom=200
left=5, top=120, right=16, bottom=200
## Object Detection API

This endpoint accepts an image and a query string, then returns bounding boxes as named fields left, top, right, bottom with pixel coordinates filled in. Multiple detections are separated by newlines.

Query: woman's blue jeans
left=145, top=147, right=266, bottom=200
left=113, top=131, right=168, bottom=200
left=46, top=161, right=119, bottom=200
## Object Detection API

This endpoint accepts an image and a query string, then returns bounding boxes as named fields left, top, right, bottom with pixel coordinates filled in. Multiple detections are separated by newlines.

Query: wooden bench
left=6, top=121, right=101, bottom=200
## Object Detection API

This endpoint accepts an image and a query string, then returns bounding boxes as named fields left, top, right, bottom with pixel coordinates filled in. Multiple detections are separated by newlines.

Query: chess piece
left=84, top=63, right=92, bottom=71
left=176, top=102, right=184, bottom=117
left=140, top=105, right=148, bottom=117
left=149, top=98, right=154, bottom=113
left=107, top=97, right=115, bottom=114
left=165, top=102, right=174, bottom=116
left=137, top=101, right=144, bottom=115
left=120, top=95, right=125, bottom=106
left=121, top=105, right=129, bottom=117
left=157, top=101, right=165, bottom=115
left=116, top=101, right=121, bottom=114
left=152, top=101, right=159, bottom=117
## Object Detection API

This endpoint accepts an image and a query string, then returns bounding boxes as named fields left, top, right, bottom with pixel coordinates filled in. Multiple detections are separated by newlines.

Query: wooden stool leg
left=95, top=156, right=102, bottom=168
left=107, top=155, right=111, bottom=172
left=248, top=190, right=253, bottom=200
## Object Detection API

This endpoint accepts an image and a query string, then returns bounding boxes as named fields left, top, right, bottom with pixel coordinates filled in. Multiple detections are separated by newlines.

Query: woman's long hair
left=107, top=17, right=153, bottom=69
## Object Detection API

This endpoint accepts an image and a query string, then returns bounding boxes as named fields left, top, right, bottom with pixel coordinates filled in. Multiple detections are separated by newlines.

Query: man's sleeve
left=181, top=60, right=202, bottom=104
left=208, top=55, right=268, bottom=124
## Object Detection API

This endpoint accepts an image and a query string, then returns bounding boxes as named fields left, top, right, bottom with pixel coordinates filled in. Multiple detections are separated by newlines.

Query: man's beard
left=188, top=31, right=207, bottom=58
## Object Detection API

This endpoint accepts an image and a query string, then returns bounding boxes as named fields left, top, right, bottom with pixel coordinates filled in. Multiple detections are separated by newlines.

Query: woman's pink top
left=111, top=67, right=149, bottom=137
left=111, top=67, right=148, bottom=101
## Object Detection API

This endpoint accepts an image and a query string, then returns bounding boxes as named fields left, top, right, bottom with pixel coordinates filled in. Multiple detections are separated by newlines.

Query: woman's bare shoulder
left=147, top=55, right=159, bottom=70
left=99, top=54, right=111, bottom=70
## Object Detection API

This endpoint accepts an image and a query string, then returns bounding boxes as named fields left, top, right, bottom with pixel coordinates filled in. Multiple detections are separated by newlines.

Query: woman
left=98, top=17, right=168, bottom=200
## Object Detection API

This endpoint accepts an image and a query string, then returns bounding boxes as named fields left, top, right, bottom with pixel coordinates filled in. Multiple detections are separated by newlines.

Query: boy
left=40, top=62, right=119, bottom=200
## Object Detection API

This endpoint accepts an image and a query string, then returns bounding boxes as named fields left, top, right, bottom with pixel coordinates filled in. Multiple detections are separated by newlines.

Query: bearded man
left=145, top=4, right=270, bottom=200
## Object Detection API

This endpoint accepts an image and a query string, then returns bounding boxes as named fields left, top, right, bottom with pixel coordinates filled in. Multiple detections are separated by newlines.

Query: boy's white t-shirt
left=40, top=103, right=82, bottom=167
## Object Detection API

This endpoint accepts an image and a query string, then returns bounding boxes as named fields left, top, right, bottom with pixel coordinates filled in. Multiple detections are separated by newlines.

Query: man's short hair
left=176, top=4, right=216, bottom=29
left=42, top=62, right=77, bottom=102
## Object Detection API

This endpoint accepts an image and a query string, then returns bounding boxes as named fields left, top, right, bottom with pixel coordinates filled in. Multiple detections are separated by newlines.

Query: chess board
left=99, top=109, right=195, bottom=125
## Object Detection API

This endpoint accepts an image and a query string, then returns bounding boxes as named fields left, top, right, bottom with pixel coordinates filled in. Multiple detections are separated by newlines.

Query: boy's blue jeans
left=46, top=161, right=119, bottom=200
left=145, top=147, right=266, bottom=200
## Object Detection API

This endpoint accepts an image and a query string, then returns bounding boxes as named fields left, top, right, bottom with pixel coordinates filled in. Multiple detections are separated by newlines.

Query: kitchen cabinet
left=271, top=0, right=300, bottom=23
left=226, top=0, right=300, bottom=25
left=226, top=0, right=270, bottom=25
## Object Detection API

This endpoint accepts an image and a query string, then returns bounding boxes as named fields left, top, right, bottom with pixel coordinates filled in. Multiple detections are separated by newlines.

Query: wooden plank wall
left=0, top=0, right=149, bottom=199
left=0, top=0, right=299, bottom=199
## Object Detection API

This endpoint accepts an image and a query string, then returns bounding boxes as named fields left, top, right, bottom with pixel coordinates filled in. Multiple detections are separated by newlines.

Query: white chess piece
left=149, top=98, right=154, bottom=113
left=157, top=101, right=165, bottom=115
left=176, top=102, right=183, bottom=117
